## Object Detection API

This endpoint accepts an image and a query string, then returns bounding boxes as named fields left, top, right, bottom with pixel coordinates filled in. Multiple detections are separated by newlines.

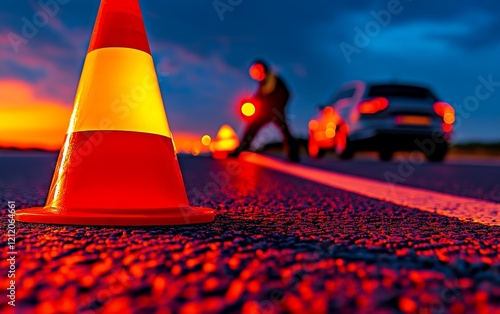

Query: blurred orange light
left=434, top=102, right=455, bottom=125
left=443, top=112, right=455, bottom=124
left=323, top=106, right=334, bottom=115
left=218, top=126, right=237, bottom=140
left=167, top=132, right=211, bottom=154
left=249, top=64, right=266, bottom=81
left=308, top=120, right=319, bottom=130
left=191, top=141, right=202, bottom=156
left=241, top=102, right=256, bottom=117
left=325, top=128, right=336, bottom=139
left=201, top=135, right=212, bottom=146
left=210, top=125, right=240, bottom=158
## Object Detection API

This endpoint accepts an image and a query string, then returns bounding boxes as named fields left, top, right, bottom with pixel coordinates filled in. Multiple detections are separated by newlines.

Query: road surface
left=1, top=152, right=499, bottom=313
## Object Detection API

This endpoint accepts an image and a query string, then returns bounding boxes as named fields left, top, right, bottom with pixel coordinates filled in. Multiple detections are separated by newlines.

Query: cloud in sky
left=1, top=0, right=500, bottom=149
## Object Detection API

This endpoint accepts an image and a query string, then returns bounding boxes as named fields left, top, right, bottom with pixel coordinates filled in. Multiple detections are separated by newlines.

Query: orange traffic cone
left=210, top=125, right=240, bottom=159
left=15, top=0, right=214, bottom=226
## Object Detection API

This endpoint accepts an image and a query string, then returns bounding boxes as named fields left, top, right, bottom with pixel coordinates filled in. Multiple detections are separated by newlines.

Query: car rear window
left=367, top=85, right=436, bottom=100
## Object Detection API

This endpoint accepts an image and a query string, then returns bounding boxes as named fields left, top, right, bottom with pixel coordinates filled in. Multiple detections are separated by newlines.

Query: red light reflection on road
left=241, top=153, right=500, bottom=227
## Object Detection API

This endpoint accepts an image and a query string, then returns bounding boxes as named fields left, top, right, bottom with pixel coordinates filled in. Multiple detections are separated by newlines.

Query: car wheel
left=427, top=143, right=448, bottom=162
left=379, top=150, right=393, bottom=161
left=308, top=137, right=327, bottom=159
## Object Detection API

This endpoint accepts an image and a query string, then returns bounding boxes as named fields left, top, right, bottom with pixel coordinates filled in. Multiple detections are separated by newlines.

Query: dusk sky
left=1, top=0, right=500, bottom=150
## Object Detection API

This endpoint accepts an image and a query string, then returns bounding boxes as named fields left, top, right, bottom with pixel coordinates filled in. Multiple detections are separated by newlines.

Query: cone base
left=15, top=206, right=215, bottom=226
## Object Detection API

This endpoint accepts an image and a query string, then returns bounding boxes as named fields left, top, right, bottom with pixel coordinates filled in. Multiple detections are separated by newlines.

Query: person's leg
left=272, top=109, right=300, bottom=162
left=233, top=119, right=268, bottom=155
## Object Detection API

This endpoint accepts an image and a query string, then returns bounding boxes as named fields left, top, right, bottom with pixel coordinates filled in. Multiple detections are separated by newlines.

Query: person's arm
left=260, top=74, right=277, bottom=96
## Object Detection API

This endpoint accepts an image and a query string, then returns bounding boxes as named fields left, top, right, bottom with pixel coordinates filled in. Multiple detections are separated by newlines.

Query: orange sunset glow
left=173, top=132, right=211, bottom=155
left=0, top=80, right=72, bottom=151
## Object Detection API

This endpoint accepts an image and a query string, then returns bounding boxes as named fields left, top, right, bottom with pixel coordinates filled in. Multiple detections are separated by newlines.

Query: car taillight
left=434, top=102, right=455, bottom=124
left=308, top=119, right=319, bottom=130
left=358, top=97, right=389, bottom=114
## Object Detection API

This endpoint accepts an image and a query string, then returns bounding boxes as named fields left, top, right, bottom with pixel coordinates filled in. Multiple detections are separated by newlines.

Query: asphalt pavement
left=1, top=152, right=499, bottom=313
left=298, top=155, right=500, bottom=203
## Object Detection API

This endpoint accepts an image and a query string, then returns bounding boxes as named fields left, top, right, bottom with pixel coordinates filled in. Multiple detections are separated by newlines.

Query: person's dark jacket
left=253, top=73, right=290, bottom=117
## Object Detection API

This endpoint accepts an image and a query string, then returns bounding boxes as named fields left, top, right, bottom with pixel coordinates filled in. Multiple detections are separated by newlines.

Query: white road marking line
left=241, top=153, right=500, bottom=227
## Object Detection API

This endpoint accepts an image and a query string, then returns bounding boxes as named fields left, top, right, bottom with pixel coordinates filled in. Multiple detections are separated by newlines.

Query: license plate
left=396, top=116, right=431, bottom=126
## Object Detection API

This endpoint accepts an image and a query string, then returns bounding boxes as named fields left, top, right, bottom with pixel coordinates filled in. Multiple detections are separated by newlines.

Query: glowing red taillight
left=358, top=97, right=389, bottom=114
left=434, top=101, right=455, bottom=124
